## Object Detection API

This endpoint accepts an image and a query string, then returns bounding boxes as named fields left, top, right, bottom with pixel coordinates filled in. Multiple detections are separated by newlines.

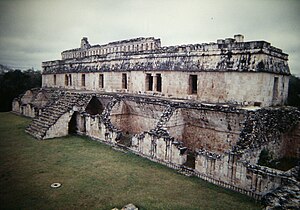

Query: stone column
left=153, top=74, right=157, bottom=92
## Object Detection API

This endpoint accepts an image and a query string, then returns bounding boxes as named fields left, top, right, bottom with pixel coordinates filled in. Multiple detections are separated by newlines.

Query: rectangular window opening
left=81, top=74, right=86, bottom=87
left=65, top=74, right=68, bottom=86
left=99, top=74, right=104, bottom=88
left=122, top=73, right=127, bottom=89
left=146, top=73, right=153, bottom=91
left=273, top=77, right=279, bottom=100
left=189, top=75, right=198, bottom=94
left=69, top=74, right=72, bottom=86
left=54, top=74, right=57, bottom=86
left=156, top=74, right=162, bottom=92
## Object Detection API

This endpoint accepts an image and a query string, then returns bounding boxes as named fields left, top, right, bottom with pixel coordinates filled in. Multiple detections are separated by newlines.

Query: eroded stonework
left=12, top=35, right=299, bottom=208
left=42, top=35, right=289, bottom=107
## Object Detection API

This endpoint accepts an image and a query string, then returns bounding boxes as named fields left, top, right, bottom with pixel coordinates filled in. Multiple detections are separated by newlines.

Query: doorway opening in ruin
left=122, top=73, right=128, bottom=89
left=156, top=74, right=162, bottom=92
left=99, top=74, right=104, bottom=88
left=53, top=74, right=57, bottom=85
left=189, top=75, right=198, bottom=94
left=68, top=111, right=78, bottom=134
left=146, top=73, right=153, bottom=91
left=85, top=96, right=104, bottom=115
left=81, top=74, right=86, bottom=87
left=116, top=132, right=132, bottom=147
left=65, top=74, right=69, bottom=86
left=272, top=77, right=279, bottom=101
left=183, top=151, right=196, bottom=169
left=69, top=74, right=72, bottom=86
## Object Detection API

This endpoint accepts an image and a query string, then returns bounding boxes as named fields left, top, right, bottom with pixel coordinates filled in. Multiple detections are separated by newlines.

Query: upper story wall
left=42, top=71, right=289, bottom=107
left=42, top=34, right=290, bottom=76
left=41, top=35, right=290, bottom=106
left=61, top=37, right=161, bottom=60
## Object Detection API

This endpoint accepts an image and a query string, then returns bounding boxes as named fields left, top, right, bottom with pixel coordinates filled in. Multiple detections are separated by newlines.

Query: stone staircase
left=156, top=105, right=175, bottom=129
left=26, top=91, right=91, bottom=139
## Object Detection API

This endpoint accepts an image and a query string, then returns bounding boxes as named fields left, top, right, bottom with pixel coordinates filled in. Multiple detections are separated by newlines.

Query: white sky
left=0, top=0, right=299, bottom=75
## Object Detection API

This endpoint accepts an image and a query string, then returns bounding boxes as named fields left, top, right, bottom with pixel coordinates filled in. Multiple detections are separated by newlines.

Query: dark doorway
left=117, top=132, right=132, bottom=147
left=122, top=73, right=127, bottom=89
left=99, top=74, right=104, bottom=88
left=146, top=73, right=153, bottom=91
left=156, top=74, right=162, bottom=92
left=85, top=96, right=104, bottom=115
left=68, top=111, right=78, bottom=134
left=184, top=151, right=196, bottom=169
left=189, top=75, right=198, bottom=94
left=273, top=77, right=279, bottom=101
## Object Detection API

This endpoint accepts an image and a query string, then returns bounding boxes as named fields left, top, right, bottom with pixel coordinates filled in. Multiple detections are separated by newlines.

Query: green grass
left=0, top=112, right=262, bottom=210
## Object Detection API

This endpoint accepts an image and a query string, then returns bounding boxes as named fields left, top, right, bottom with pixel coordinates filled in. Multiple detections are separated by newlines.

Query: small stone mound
left=112, top=203, right=138, bottom=210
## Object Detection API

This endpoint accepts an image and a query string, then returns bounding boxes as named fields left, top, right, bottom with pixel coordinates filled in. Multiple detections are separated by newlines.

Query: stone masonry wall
left=41, top=35, right=290, bottom=107
left=110, top=100, right=165, bottom=134
left=44, top=111, right=74, bottom=139
left=166, top=108, right=246, bottom=153
left=13, top=89, right=299, bottom=199
left=43, top=36, right=289, bottom=75
left=42, top=71, right=289, bottom=106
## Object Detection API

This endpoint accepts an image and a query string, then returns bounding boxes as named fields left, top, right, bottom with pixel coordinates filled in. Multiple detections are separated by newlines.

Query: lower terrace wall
left=165, top=108, right=245, bottom=153
left=13, top=89, right=300, bottom=199
left=195, top=152, right=287, bottom=195
left=110, top=100, right=165, bottom=134
left=12, top=100, right=37, bottom=118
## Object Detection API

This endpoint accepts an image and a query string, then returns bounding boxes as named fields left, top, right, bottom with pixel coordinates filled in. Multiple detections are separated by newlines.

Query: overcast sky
left=0, top=0, right=299, bottom=75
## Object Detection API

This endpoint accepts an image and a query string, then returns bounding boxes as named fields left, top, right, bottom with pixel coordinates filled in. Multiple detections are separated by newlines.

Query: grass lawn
left=0, top=112, right=262, bottom=210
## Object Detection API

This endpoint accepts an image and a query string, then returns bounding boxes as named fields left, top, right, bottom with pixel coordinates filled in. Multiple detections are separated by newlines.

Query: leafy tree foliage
left=0, top=69, right=41, bottom=112
left=287, top=75, right=300, bottom=107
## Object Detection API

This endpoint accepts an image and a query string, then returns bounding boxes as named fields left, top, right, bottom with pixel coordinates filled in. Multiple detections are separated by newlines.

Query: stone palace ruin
left=12, top=35, right=299, bottom=206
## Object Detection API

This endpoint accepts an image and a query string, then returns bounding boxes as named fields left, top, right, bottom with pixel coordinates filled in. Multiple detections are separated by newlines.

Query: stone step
left=33, top=120, right=51, bottom=128
left=26, top=127, right=45, bottom=138
left=38, top=116, right=57, bottom=123
left=28, top=123, right=48, bottom=132
left=26, top=93, right=84, bottom=140
left=47, top=107, right=67, bottom=113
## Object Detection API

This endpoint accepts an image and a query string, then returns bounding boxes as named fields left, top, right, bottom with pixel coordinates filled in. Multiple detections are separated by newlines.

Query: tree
left=0, top=69, right=42, bottom=112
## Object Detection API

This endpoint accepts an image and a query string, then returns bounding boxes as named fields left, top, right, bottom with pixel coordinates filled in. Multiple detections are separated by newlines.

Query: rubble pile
left=262, top=179, right=300, bottom=209
left=236, top=107, right=300, bottom=152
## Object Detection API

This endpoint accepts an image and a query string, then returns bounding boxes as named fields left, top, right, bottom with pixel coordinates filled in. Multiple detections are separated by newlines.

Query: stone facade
left=12, top=35, right=299, bottom=208
left=42, top=35, right=289, bottom=107
left=12, top=89, right=300, bottom=201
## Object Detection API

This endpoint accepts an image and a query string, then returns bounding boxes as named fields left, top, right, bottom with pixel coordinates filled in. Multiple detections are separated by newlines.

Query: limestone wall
left=166, top=108, right=245, bottom=153
left=41, top=35, right=290, bottom=107
left=131, top=133, right=187, bottom=165
left=44, top=111, right=73, bottom=139
left=61, top=37, right=161, bottom=60
left=42, top=71, right=289, bottom=106
left=12, top=100, right=36, bottom=118
left=44, top=36, right=289, bottom=75
left=14, top=89, right=299, bottom=199
left=194, top=152, right=286, bottom=194
left=110, top=100, right=165, bottom=134
left=84, top=115, right=118, bottom=144
left=12, top=100, right=20, bottom=113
